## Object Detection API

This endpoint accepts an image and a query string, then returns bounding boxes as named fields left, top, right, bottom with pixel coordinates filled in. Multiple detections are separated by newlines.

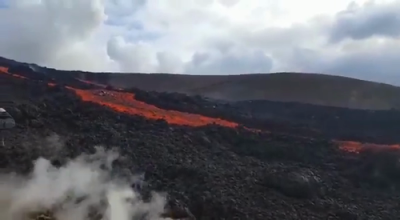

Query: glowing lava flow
left=0, top=66, right=27, bottom=79
left=2, top=65, right=400, bottom=153
left=336, top=140, right=400, bottom=153
left=68, top=87, right=238, bottom=127
left=0, top=66, right=238, bottom=128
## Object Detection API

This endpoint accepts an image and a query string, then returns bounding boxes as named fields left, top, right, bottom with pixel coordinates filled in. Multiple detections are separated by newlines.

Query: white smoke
left=0, top=146, right=171, bottom=220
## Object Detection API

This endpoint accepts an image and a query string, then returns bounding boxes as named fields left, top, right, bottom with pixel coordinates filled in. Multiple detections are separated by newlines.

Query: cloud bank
left=0, top=0, right=400, bottom=84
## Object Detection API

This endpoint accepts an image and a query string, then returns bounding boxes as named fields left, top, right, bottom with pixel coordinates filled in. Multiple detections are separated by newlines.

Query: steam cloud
left=0, top=142, right=170, bottom=220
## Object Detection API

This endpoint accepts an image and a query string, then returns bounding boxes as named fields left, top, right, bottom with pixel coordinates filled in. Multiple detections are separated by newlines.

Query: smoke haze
left=0, top=142, right=170, bottom=220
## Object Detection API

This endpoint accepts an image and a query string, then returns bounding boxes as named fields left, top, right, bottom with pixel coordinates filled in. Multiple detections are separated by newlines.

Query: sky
left=0, top=0, right=400, bottom=84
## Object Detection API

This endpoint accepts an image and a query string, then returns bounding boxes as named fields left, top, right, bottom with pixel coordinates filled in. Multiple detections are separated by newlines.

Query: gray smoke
left=0, top=145, right=170, bottom=220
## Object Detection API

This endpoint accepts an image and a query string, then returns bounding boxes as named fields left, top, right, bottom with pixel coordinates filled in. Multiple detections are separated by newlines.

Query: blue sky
left=0, top=0, right=9, bottom=8
left=0, top=0, right=400, bottom=85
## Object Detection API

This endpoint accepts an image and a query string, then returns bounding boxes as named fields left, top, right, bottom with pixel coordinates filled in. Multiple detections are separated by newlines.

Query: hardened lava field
left=1, top=59, right=400, bottom=220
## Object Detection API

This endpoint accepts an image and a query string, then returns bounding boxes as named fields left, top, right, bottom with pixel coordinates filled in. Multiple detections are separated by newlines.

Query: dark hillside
left=0, top=57, right=400, bottom=219
left=132, top=90, right=400, bottom=144
left=91, top=72, right=400, bottom=110
left=3, top=56, right=400, bottom=110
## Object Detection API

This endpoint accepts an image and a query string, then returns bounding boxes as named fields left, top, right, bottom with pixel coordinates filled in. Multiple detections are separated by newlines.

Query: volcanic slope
left=4, top=56, right=400, bottom=110
left=1, top=61, right=400, bottom=219
left=106, top=72, right=400, bottom=110
left=132, top=89, right=400, bottom=145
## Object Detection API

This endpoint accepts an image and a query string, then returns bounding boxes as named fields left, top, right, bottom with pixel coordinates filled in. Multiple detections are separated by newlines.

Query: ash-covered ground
left=0, top=61, right=400, bottom=219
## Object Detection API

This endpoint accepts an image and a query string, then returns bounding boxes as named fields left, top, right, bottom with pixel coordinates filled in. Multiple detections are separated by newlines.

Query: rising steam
left=0, top=144, right=171, bottom=220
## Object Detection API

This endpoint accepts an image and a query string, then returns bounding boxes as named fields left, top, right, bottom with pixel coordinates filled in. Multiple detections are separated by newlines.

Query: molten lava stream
left=68, top=88, right=239, bottom=128
left=0, top=66, right=7, bottom=73
left=0, top=66, right=27, bottom=79
left=0, top=66, right=238, bottom=127
left=336, top=140, right=400, bottom=153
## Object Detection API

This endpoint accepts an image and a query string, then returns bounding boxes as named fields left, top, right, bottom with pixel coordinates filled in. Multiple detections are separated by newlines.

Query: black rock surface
left=1, top=60, right=400, bottom=219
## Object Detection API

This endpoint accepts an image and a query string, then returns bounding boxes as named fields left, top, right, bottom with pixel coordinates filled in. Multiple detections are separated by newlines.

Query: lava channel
left=336, top=140, right=400, bottom=153
left=0, top=66, right=27, bottom=79
left=0, top=66, right=238, bottom=128
left=68, top=87, right=239, bottom=127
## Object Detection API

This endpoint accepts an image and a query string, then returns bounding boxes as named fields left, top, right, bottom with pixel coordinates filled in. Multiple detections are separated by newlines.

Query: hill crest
left=1, top=56, right=399, bottom=110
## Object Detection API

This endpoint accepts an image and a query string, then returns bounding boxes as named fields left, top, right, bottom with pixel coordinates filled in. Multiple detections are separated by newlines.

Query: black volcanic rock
left=1, top=58, right=400, bottom=219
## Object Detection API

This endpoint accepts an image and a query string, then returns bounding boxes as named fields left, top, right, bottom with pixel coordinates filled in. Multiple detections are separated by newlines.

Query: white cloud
left=0, top=0, right=400, bottom=84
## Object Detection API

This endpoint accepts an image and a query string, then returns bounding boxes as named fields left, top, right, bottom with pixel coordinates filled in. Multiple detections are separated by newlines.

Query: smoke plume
left=0, top=145, right=170, bottom=220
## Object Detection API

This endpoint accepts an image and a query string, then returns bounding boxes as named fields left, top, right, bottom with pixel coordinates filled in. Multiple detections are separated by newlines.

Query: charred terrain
left=1, top=57, right=400, bottom=219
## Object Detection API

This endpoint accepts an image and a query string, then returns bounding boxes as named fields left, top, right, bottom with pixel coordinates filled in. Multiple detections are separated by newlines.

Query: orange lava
left=0, top=66, right=7, bottom=73
left=0, top=66, right=237, bottom=127
left=336, top=140, right=400, bottom=153
left=0, top=67, right=27, bottom=79
left=68, top=88, right=238, bottom=127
